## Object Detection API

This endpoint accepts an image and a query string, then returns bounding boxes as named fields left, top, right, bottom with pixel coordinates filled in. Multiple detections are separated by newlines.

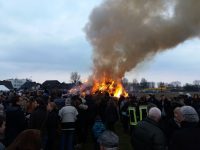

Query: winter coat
left=156, top=99, right=171, bottom=118
left=162, top=118, right=180, bottom=141
left=5, top=105, right=26, bottom=146
left=192, top=100, right=200, bottom=116
left=59, top=105, right=78, bottom=130
left=29, top=107, right=48, bottom=134
left=169, top=122, right=200, bottom=150
left=46, top=110, right=59, bottom=150
left=105, top=100, right=119, bottom=124
left=47, top=110, right=59, bottom=130
left=131, top=117, right=167, bottom=150
left=92, top=120, right=106, bottom=139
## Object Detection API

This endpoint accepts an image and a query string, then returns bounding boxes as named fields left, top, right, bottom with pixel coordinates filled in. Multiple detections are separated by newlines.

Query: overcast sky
left=0, top=0, right=200, bottom=84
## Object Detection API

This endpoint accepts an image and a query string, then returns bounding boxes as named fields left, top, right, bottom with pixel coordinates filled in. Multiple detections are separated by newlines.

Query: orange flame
left=67, top=77, right=128, bottom=98
left=92, top=78, right=128, bottom=98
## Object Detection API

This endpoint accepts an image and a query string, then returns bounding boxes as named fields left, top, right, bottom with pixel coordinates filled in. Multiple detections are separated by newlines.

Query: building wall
left=147, top=82, right=155, bottom=88
left=8, top=79, right=27, bottom=89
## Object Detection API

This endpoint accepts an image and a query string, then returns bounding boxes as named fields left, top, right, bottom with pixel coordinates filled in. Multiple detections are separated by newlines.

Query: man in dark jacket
left=169, top=106, right=200, bottom=150
left=46, top=102, right=59, bottom=150
left=29, top=98, right=48, bottom=149
left=131, top=107, right=167, bottom=150
left=29, top=98, right=48, bottom=130
left=105, top=98, right=119, bottom=131
left=5, top=95, right=26, bottom=146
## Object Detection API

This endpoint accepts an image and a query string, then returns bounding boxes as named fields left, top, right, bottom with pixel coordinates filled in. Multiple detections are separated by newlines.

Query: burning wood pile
left=92, top=78, right=128, bottom=98
left=68, top=78, right=128, bottom=98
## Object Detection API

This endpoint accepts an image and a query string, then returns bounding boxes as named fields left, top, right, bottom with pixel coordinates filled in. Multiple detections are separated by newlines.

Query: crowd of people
left=0, top=90, right=119, bottom=150
left=0, top=89, right=199, bottom=150
left=119, top=93, right=200, bottom=150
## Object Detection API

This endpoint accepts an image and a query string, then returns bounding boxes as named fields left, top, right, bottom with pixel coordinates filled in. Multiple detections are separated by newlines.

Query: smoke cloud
left=85, top=0, right=200, bottom=80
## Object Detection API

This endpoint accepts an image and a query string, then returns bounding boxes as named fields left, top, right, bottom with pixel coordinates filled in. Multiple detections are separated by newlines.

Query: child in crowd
left=0, top=115, right=5, bottom=150
left=92, top=115, right=106, bottom=150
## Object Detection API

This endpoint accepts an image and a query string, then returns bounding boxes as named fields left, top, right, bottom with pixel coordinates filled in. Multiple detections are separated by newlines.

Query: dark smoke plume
left=85, top=0, right=200, bottom=80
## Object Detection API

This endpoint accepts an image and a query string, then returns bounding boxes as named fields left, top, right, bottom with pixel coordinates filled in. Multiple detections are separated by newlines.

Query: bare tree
left=133, top=79, right=138, bottom=84
left=170, top=81, right=182, bottom=88
left=70, top=72, right=81, bottom=84
left=140, top=78, right=148, bottom=88
left=193, top=80, right=200, bottom=86
left=157, top=82, right=165, bottom=88
left=157, top=82, right=165, bottom=93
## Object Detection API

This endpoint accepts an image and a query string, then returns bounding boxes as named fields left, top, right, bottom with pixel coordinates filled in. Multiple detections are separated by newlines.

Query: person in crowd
left=131, top=107, right=167, bottom=150
left=97, top=130, right=119, bottom=150
left=157, top=95, right=171, bottom=119
left=59, top=98, right=78, bottom=150
left=26, top=97, right=38, bottom=115
left=118, top=95, right=125, bottom=120
left=46, top=102, right=59, bottom=150
left=104, top=97, right=119, bottom=131
left=29, top=98, right=48, bottom=129
left=25, top=97, right=38, bottom=126
left=147, top=103, right=157, bottom=115
left=139, top=95, right=148, bottom=105
left=184, top=93, right=192, bottom=106
left=29, top=97, right=48, bottom=149
left=19, top=95, right=29, bottom=112
left=191, top=94, right=200, bottom=117
left=0, top=104, right=5, bottom=147
left=7, top=129, right=42, bottom=150
left=73, top=96, right=88, bottom=149
left=5, top=95, right=26, bottom=146
left=147, top=94, right=157, bottom=104
left=92, top=115, right=106, bottom=150
left=120, top=97, right=130, bottom=133
left=53, top=91, right=65, bottom=110
left=128, top=95, right=139, bottom=133
left=169, top=106, right=200, bottom=150
left=98, top=92, right=110, bottom=123
left=0, top=97, right=5, bottom=117
left=0, top=115, right=6, bottom=150
left=162, top=106, right=182, bottom=144
left=85, top=94, right=97, bottom=130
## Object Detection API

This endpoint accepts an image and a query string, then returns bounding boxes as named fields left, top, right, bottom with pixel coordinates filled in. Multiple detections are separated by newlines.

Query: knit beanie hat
left=180, top=106, right=199, bottom=123
left=97, top=130, right=119, bottom=148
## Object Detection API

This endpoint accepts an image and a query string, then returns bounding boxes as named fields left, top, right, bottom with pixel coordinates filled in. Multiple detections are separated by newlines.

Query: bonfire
left=91, top=77, right=128, bottom=98
left=68, top=77, right=128, bottom=98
